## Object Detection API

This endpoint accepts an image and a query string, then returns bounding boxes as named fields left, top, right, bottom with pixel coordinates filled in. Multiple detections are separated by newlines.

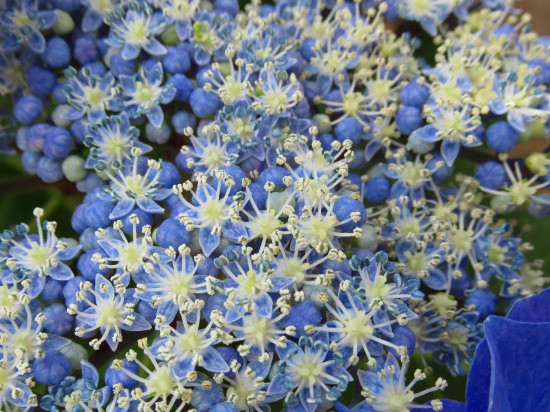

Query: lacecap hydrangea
left=0, top=0, right=549, bottom=410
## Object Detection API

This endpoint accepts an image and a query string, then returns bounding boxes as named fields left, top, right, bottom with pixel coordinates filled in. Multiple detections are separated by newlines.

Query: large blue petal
left=507, top=288, right=550, bottom=322
left=485, top=317, right=550, bottom=411
left=466, top=340, right=491, bottom=412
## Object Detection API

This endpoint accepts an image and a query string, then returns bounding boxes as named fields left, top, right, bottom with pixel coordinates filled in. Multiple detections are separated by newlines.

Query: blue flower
left=218, top=249, right=294, bottom=317
left=1, top=208, right=81, bottom=297
left=150, top=306, right=230, bottom=378
left=173, top=170, right=246, bottom=257
left=409, top=105, right=483, bottom=166
left=488, top=71, right=550, bottom=133
left=397, top=0, right=452, bottom=36
left=269, top=332, right=352, bottom=410
left=338, top=353, right=447, bottom=411
left=68, top=273, right=151, bottom=351
left=62, top=67, right=122, bottom=124
left=1, top=0, right=57, bottom=53
left=119, top=61, right=175, bottom=128
left=40, top=360, right=110, bottom=411
left=84, top=112, right=151, bottom=170
left=191, top=11, right=233, bottom=65
left=466, top=289, right=550, bottom=411
left=134, top=248, right=208, bottom=324
left=81, top=0, right=125, bottom=32
left=160, top=0, right=201, bottom=41
left=101, top=151, right=171, bottom=219
left=105, top=3, right=168, bottom=61
left=0, top=347, right=37, bottom=409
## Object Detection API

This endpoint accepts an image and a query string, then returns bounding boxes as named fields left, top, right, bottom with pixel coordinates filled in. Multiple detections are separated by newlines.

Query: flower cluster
left=0, top=0, right=549, bottom=410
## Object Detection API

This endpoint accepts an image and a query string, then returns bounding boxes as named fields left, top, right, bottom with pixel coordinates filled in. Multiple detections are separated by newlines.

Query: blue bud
left=396, top=106, right=423, bottom=135
left=486, top=121, right=519, bottom=153
left=77, top=250, right=110, bottom=281
left=84, top=200, right=115, bottom=229
left=333, top=197, right=367, bottom=231
left=63, top=276, right=94, bottom=310
left=364, top=177, right=390, bottom=204
left=27, top=66, right=57, bottom=96
left=428, top=153, right=453, bottom=181
left=475, top=161, right=507, bottom=190
left=27, top=123, right=51, bottom=152
left=466, top=289, right=496, bottom=319
left=258, top=166, right=287, bottom=188
left=155, top=218, right=191, bottom=249
left=41, top=278, right=65, bottom=302
left=168, top=74, right=194, bottom=102
left=163, top=46, right=191, bottom=74
left=334, top=117, right=363, bottom=144
left=43, top=303, right=74, bottom=335
left=190, top=88, right=222, bottom=118
left=37, top=156, right=64, bottom=183
left=146, top=121, right=171, bottom=144
left=44, top=127, right=73, bottom=159
left=105, top=360, right=139, bottom=389
left=22, top=149, right=42, bottom=174
left=42, top=37, right=71, bottom=68
left=400, top=81, right=430, bottom=107
left=155, top=161, right=181, bottom=187
left=14, top=95, right=43, bottom=125
left=33, top=352, right=72, bottom=385
left=285, top=301, right=322, bottom=338
left=120, top=208, right=153, bottom=234
left=73, top=36, right=99, bottom=65
left=388, top=326, right=416, bottom=357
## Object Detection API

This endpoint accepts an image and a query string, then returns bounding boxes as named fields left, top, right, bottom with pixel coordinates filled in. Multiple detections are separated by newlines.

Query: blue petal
left=199, top=227, right=220, bottom=257
left=253, top=292, right=273, bottom=317
left=268, top=374, right=293, bottom=395
left=81, top=360, right=99, bottom=387
left=488, top=99, right=508, bottom=115
left=121, top=44, right=140, bottom=61
left=221, top=221, right=247, bottom=242
left=173, top=358, right=195, bottom=381
left=121, top=313, right=151, bottom=332
left=146, top=105, right=164, bottom=129
left=175, top=20, right=192, bottom=40
left=507, top=111, right=527, bottom=133
left=110, top=198, right=136, bottom=220
left=95, top=274, right=115, bottom=299
left=57, top=244, right=82, bottom=260
left=410, top=125, right=440, bottom=142
left=441, top=139, right=460, bottom=166
left=48, top=262, right=74, bottom=281
left=424, top=268, right=447, bottom=290
left=27, top=29, right=46, bottom=53
left=201, top=346, right=230, bottom=373
left=137, top=197, right=164, bottom=214
left=143, top=38, right=167, bottom=56
left=82, top=10, right=103, bottom=32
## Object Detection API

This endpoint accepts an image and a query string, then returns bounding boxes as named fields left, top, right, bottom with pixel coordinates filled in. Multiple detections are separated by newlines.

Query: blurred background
left=521, top=0, right=550, bottom=34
